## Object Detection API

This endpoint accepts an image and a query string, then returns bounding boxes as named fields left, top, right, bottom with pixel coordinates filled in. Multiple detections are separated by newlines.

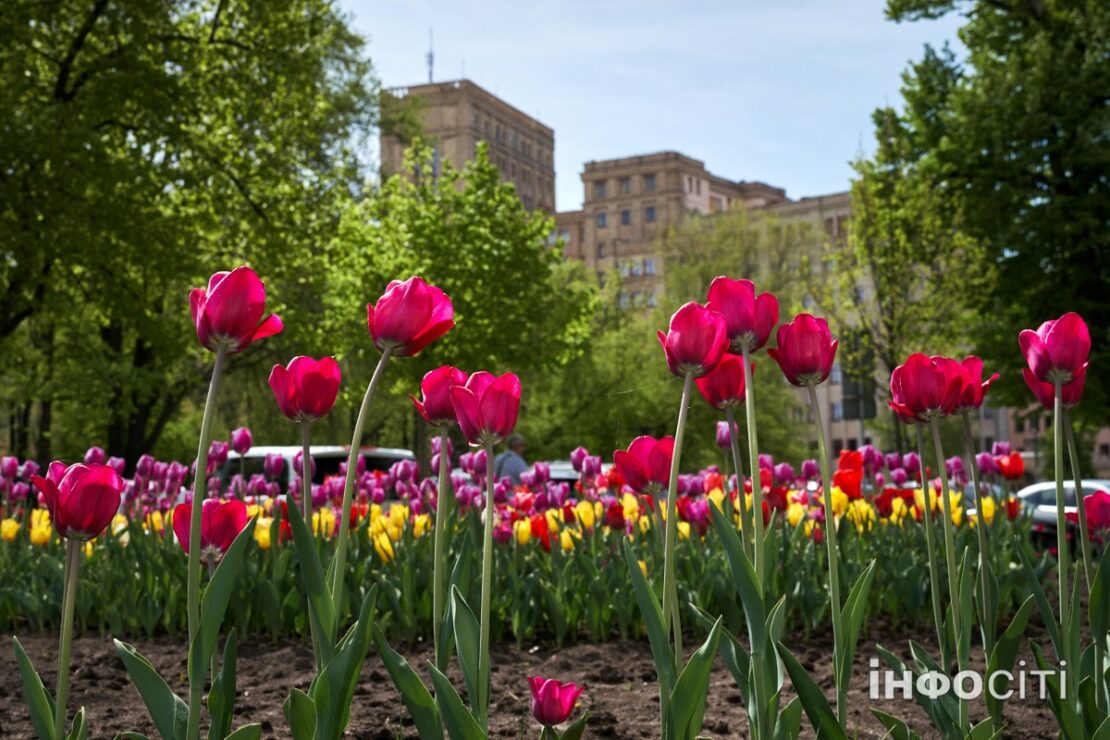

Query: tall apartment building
left=554, top=151, right=788, bottom=308
left=380, top=79, right=556, bottom=212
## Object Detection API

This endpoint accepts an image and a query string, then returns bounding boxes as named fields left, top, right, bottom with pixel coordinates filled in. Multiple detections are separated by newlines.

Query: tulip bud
left=367, top=277, right=455, bottom=357
left=902, top=453, right=921, bottom=475
left=190, top=267, right=283, bottom=354
left=528, top=677, right=584, bottom=727
left=412, top=365, right=468, bottom=427
left=715, top=420, right=732, bottom=450
left=991, top=441, right=1011, bottom=457
left=230, top=427, right=253, bottom=455
left=657, top=302, right=729, bottom=378
left=705, top=277, right=779, bottom=353
left=1, top=456, right=18, bottom=479
left=570, top=446, right=589, bottom=473
left=800, top=459, right=819, bottom=481
left=31, top=463, right=124, bottom=540
left=84, top=446, right=107, bottom=466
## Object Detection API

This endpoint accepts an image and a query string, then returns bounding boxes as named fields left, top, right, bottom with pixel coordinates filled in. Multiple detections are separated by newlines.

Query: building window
left=620, top=209, right=631, bottom=225
left=710, top=196, right=722, bottom=212
left=644, top=173, right=656, bottom=191
left=847, top=438, right=858, bottom=451
left=596, top=242, right=606, bottom=258
left=830, top=363, right=842, bottom=384
left=833, top=438, right=844, bottom=452
left=1016, top=418, right=1025, bottom=433
left=620, top=177, right=631, bottom=193
left=831, top=401, right=844, bottom=421
left=596, top=212, right=607, bottom=228
left=1100, top=443, right=1110, bottom=457
left=643, top=257, right=655, bottom=275
left=646, top=291, right=657, bottom=307
left=594, top=180, right=607, bottom=198
left=645, top=205, right=656, bottom=223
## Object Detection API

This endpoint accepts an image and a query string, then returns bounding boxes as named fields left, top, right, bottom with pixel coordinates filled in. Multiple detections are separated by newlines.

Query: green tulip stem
left=300, top=420, right=324, bottom=670
left=725, top=405, right=752, bottom=553
left=186, top=344, right=227, bottom=740
left=432, top=425, right=451, bottom=671
left=478, top=437, right=497, bottom=730
left=916, top=425, right=947, bottom=667
left=1052, top=381, right=1077, bottom=703
left=661, top=371, right=693, bottom=666
left=740, top=345, right=765, bottom=587
left=1062, top=409, right=1093, bottom=592
left=331, top=347, right=392, bottom=622
left=929, top=417, right=967, bottom=731
left=52, top=538, right=81, bottom=739
left=806, top=381, right=845, bottom=723
left=961, top=412, right=994, bottom=654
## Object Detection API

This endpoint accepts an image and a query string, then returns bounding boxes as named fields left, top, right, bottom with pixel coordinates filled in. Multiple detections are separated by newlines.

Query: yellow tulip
left=84, top=540, right=94, bottom=558
left=1, top=518, right=19, bottom=542
left=678, top=521, right=691, bottom=540
left=638, top=515, right=651, bottom=534
left=574, top=500, right=595, bottom=529
left=514, top=519, right=531, bottom=546
left=246, top=503, right=261, bottom=519
left=374, top=532, right=395, bottom=563
left=621, top=493, right=640, bottom=521
left=914, top=488, right=938, bottom=515
left=545, top=508, right=562, bottom=533
left=559, top=530, right=575, bottom=551
left=786, top=502, right=806, bottom=528
left=145, top=510, right=165, bottom=534
left=413, top=513, right=431, bottom=538
left=313, top=507, right=337, bottom=538
left=830, top=486, right=848, bottom=517
left=254, top=518, right=273, bottom=550
left=30, top=525, right=51, bottom=547
left=638, top=559, right=648, bottom=577
left=979, top=496, right=996, bottom=525
left=845, top=499, right=876, bottom=533
left=31, top=509, right=50, bottom=528
left=707, top=487, right=725, bottom=511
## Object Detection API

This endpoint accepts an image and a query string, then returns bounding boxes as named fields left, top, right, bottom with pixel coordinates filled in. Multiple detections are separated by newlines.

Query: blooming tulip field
left=2, top=269, right=1107, bottom=739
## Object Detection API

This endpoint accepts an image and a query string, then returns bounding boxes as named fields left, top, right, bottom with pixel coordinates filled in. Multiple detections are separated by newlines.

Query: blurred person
left=494, top=434, right=528, bottom=485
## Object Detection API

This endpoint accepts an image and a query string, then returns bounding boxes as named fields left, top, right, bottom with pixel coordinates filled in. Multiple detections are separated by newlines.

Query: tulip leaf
left=776, top=642, right=848, bottom=740
left=870, top=709, right=918, bottom=740
left=968, top=717, right=1003, bottom=740
left=373, top=626, right=443, bottom=740
left=12, top=635, right=55, bottom=740
left=283, top=688, right=316, bottom=740
left=975, top=553, right=1000, bottom=652
left=709, top=503, right=766, bottom=653
left=985, top=595, right=1034, bottom=728
left=1089, top=554, right=1109, bottom=655
left=774, top=696, right=803, bottom=740
left=691, top=604, right=750, bottom=700
left=561, top=711, right=589, bottom=740
left=1031, top=642, right=1084, bottom=739
left=286, top=498, right=337, bottom=663
left=436, top=536, right=472, bottom=671
left=309, top=585, right=377, bottom=740
left=114, top=639, right=188, bottom=740
left=621, top=539, right=675, bottom=698
left=1016, top=537, right=1062, bottom=657
left=65, top=707, right=88, bottom=740
left=208, top=629, right=239, bottom=740
left=223, top=725, right=262, bottom=740
left=836, top=560, right=876, bottom=696
left=876, top=643, right=957, bottom=736
left=669, top=616, right=722, bottom=740
left=450, top=584, right=483, bottom=726
left=427, top=663, right=486, bottom=740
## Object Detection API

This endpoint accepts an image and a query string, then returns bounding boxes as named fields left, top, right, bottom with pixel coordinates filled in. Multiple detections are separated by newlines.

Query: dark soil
left=1, top=622, right=1061, bottom=738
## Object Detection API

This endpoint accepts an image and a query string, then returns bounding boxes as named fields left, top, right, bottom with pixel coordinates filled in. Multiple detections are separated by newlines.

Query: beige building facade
left=380, top=79, right=556, bottom=212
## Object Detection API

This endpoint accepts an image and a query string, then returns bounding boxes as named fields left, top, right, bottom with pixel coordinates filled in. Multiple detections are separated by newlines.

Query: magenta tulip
left=1023, top=364, right=1087, bottom=410
left=888, top=353, right=964, bottom=422
left=767, top=313, right=838, bottom=386
left=84, top=446, right=106, bottom=465
left=269, top=356, right=342, bottom=422
left=1019, top=312, right=1090, bottom=385
left=412, top=366, right=469, bottom=427
left=367, top=277, right=455, bottom=357
left=31, top=463, right=124, bottom=541
left=189, top=266, right=283, bottom=354
left=230, top=427, right=253, bottom=455
left=715, top=421, right=732, bottom=450
left=172, top=498, right=248, bottom=563
left=953, top=356, right=999, bottom=413
left=1, top=456, right=17, bottom=479
left=657, top=302, right=728, bottom=378
left=613, top=435, right=674, bottom=494
left=705, top=276, right=779, bottom=352
left=694, top=353, right=749, bottom=409
left=528, top=676, right=584, bottom=727
left=449, top=371, right=522, bottom=446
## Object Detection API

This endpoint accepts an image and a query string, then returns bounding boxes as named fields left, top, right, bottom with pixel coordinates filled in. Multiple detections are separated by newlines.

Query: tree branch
left=54, top=0, right=109, bottom=102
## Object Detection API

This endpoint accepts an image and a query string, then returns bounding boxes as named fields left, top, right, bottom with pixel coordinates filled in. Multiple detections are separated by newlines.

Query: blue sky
left=342, top=1, right=964, bottom=211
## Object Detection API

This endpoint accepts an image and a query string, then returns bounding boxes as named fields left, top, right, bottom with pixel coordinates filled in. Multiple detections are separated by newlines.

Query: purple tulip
left=20, top=460, right=40, bottom=480
left=945, top=456, right=965, bottom=478
left=976, top=452, right=999, bottom=476
left=991, top=441, right=1011, bottom=457
left=1, top=456, right=20, bottom=479
left=533, top=462, right=551, bottom=484
left=494, top=477, right=512, bottom=503
left=230, top=426, right=253, bottom=455
left=875, top=472, right=886, bottom=489
left=773, top=462, right=795, bottom=485
left=84, top=446, right=107, bottom=466
left=903, top=452, right=920, bottom=476
left=716, top=421, right=732, bottom=450
left=107, top=456, right=127, bottom=476
left=891, top=468, right=908, bottom=486
left=208, top=440, right=230, bottom=470
left=263, top=453, right=284, bottom=479
left=758, top=453, right=774, bottom=471
left=800, top=459, right=819, bottom=481
left=582, top=455, right=602, bottom=478
left=430, top=434, right=453, bottom=458
left=520, top=471, right=536, bottom=489
left=570, top=446, right=589, bottom=473
left=860, top=444, right=880, bottom=470
left=884, top=452, right=902, bottom=471
left=293, top=450, right=316, bottom=480
left=11, top=481, right=29, bottom=501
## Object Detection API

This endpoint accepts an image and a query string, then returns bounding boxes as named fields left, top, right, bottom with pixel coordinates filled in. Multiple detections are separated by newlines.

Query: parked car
left=1013, top=479, right=1110, bottom=551
left=215, top=445, right=415, bottom=490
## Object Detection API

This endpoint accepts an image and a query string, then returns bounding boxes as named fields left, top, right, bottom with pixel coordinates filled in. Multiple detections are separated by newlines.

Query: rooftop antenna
left=426, top=28, right=434, bottom=83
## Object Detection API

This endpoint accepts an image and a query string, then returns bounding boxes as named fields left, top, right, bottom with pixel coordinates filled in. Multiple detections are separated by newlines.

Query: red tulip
left=767, top=314, right=838, bottom=386
left=833, top=468, right=863, bottom=500
left=528, top=676, right=584, bottom=726
left=657, top=302, right=728, bottom=378
left=953, top=356, right=999, bottom=413
left=1023, top=364, right=1087, bottom=410
left=30, top=463, right=124, bottom=541
left=449, top=371, right=522, bottom=445
left=694, top=353, right=750, bottom=409
left=706, top=276, right=779, bottom=352
left=1066, top=490, right=1110, bottom=534
left=173, top=499, right=248, bottom=563
left=1019, top=312, right=1090, bottom=384
left=996, top=452, right=1025, bottom=481
left=412, top=366, right=469, bottom=427
left=269, top=356, right=342, bottom=422
left=189, top=266, right=283, bottom=354
left=605, top=500, right=626, bottom=529
left=613, top=436, right=674, bottom=494
left=1006, top=496, right=1021, bottom=520
left=888, top=353, right=963, bottom=422
left=838, top=449, right=864, bottom=472
left=367, top=277, right=455, bottom=357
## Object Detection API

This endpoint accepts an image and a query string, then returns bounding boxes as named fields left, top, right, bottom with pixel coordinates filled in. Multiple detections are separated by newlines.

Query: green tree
left=0, top=0, right=378, bottom=462
left=876, top=0, right=1110, bottom=425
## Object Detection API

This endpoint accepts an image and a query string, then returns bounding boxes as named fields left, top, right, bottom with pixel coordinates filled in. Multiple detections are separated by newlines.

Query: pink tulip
left=0, top=456, right=18, bottom=479
left=84, top=446, right=106, bottom=465
left=1023, top=364, right=1087, bottom=410
left=528, top=676, right=584, bottom=727
left=31, top=463, right=124, bottom=541
left=953, top=356, right=999, bottom=413
left=694, top=353, right=749, bottom=409
left=1066, top=490, right=1110, bottom=535
left=657, top=302, right=728, bottom=378
left=172, top=498, right=248, bottom=563
left=230, top=427, right=253, bottom=455
left=1019, top=312, right=1090, bottom=385
left=189, top=266, right=283, bottom=354
left=705, top=276, right=779, bottom=352
left=449, top=371, right=522, bottom=446
left=412, top=366, right=469, bottom=427
left=269, top=356, right=342, bottom=422
left=767, top=313, right=838, bottom=386
left=888, top=353, right=964, bottom=422
left=613, top=436, right=674, bottom=494
left=367, top=277, right=455, bottom=357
